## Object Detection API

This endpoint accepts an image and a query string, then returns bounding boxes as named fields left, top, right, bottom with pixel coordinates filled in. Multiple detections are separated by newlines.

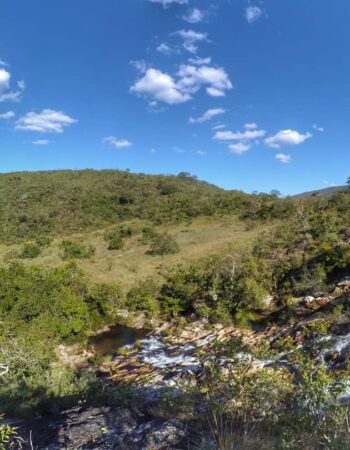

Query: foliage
left=0, top=414, right=17, bottom=450
left=59, top=240, right=95, bottom=260
left=20, top=243, right=41, bottom=259
left=148, top=232, right=180, bottom=256
left=126, top=280, right=159, bottom=317
left=0, top=169, right=257, bottom=243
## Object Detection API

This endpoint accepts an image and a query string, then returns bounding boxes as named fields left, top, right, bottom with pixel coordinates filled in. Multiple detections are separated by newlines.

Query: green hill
left=0, top=169, right=252, bottom=242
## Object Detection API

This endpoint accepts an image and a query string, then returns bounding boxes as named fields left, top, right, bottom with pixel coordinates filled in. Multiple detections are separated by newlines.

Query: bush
left=104, top=227, right=132, bottom=250
left=108, top=235, right=124, bottom=250
left=126, top=281, right=159, bottom=317
left=148, top=232, right=180, bottom=256
left=20, top=243, right=41, bottom=259
left=59, top=240, right=95, bottom=260
left=35, top=235, right=52, bottom=248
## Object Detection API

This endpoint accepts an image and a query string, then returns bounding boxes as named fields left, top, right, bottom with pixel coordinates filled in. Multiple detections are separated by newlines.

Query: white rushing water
left=137, top=335, right=199, bottom=369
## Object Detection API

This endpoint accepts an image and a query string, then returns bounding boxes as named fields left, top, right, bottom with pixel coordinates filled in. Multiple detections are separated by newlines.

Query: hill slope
left=293, top=185, right=347, bottom=198
left=0, top=170, right=251, bottom=242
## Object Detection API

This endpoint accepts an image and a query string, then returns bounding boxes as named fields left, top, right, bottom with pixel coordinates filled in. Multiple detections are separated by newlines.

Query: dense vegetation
left=2, top=170, right=350, bottom=448
left=0, top=169, right=290, bottom=242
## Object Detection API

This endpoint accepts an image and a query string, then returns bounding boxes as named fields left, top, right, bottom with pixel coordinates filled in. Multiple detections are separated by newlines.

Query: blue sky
left=0, top=0, right=349, bottom=195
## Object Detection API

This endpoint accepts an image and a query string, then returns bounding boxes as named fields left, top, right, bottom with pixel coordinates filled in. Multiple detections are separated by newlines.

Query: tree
left=270, top=189, right=281, bottom=198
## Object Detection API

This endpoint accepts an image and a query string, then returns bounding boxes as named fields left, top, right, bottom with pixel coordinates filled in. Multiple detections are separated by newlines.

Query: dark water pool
left=88, top=324, right=148, bottom=355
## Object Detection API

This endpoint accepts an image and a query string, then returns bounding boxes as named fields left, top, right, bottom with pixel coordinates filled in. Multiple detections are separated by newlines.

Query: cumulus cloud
left=188, top=56, right=212, bottom=65
left=228, top=142, right=251, bottom=155
left=244, top=6, right=263, bottom=23
left=177, top=64, right=232, bottom=97
left=103, top=136, right=132, bottom=149
left=33, top=139, right=51, bottom=145
left=131, top=68, right=190, bottom=104
left=149, top=0, right=188, bottom=6
left=214, top=129, right=266, bottom=141
left=275, top=153, right=291, bottom=163
left=0, top=59, right=8, bottom=67
left=183, top=8, right=205, bottom=23
left=0, top=110, right=15, bottom=119
left=174, top=29, right=208, bottom=54
left=313, top=124, right=324, bottom=132
left=0, top=68, right=25, bottom=102
left=189, top=107, right=226, bottom=124
left=264, top=129, right=312, bottom=148
left=131, top=64, right=232, bottom=105
left=16, top=109, right=77, bottom=133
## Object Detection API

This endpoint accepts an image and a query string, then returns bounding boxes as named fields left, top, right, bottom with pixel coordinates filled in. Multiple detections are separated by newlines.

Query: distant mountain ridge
left=293, top=185, right=347, bottom=198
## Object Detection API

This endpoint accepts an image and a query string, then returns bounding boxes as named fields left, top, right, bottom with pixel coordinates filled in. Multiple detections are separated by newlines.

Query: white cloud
left=313, top=124, right=324, bottom=132
left=196, top=150, right=207, bottom=155
left=131, top=68, right=190, bottom=104
left=156, top=43, right=174, bottom=56
left=265, top=129, right=312, bottom=148
left=189, top=107, right=226, bottom=124
left=214, top=129, right=266, bottom=141
left=0, top=69, right=10, bottom=92
left=131, top=64, right=232, bottom=105
left=0, top=110, right=15, bottom=119
left=149, top=0, right=188, bottom=7
left=188, top=56, right=212, bottom=65
left=0, top=59, right=8, bottom=67
left=177, top=64, right=233, bottom=97
left=0, top=68, right=25, bottom=103
left=275, top=153, right=291, bottom=163
left=244, top=6, right=263, bottom=23
left=174, top=29, right=208, bottom=54
left=228, top=142, right=251, bottom=155
left=16, top=109, right=77, bottom=133
left=183, top=8, right=205, bottom=23
left=103, top=136, right=132, bottom=149
left=33, top=139, right=51, bottom=146
left=244, top=122, right=258, bottom=130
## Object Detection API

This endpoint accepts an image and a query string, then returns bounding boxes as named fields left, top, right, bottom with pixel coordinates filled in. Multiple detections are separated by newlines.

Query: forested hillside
left=0, top=170, right=248, bottom=241
left=0, top=170, right=297, bottom=243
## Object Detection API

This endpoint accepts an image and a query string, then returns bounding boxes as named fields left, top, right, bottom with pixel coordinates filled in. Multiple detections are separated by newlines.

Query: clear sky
left=0, top=0, right=349, bottom=195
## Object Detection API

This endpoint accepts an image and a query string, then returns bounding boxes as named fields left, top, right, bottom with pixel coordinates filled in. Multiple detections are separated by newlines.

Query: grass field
left=0, top=216, right=271, bottom=289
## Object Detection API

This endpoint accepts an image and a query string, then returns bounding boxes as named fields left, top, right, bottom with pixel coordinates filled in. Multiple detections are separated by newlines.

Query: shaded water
left=88, top=324, right=148, bottom=355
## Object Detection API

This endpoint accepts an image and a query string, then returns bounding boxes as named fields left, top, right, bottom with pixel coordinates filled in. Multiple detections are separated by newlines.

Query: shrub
left=108, top=235, right=124, bottom=250
left=35, top=235, right=52, bottom=248
left=126, top=281, right=159, bottom=317
left=59, top=240, right=95, bottom=259
left=20, top=243, right=41, bottom=259
left=148, top=232, right=180, bottom=256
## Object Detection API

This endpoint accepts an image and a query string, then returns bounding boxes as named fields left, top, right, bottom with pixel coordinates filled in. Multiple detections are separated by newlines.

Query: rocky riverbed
left=14, top=278, right=350, bottom=449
